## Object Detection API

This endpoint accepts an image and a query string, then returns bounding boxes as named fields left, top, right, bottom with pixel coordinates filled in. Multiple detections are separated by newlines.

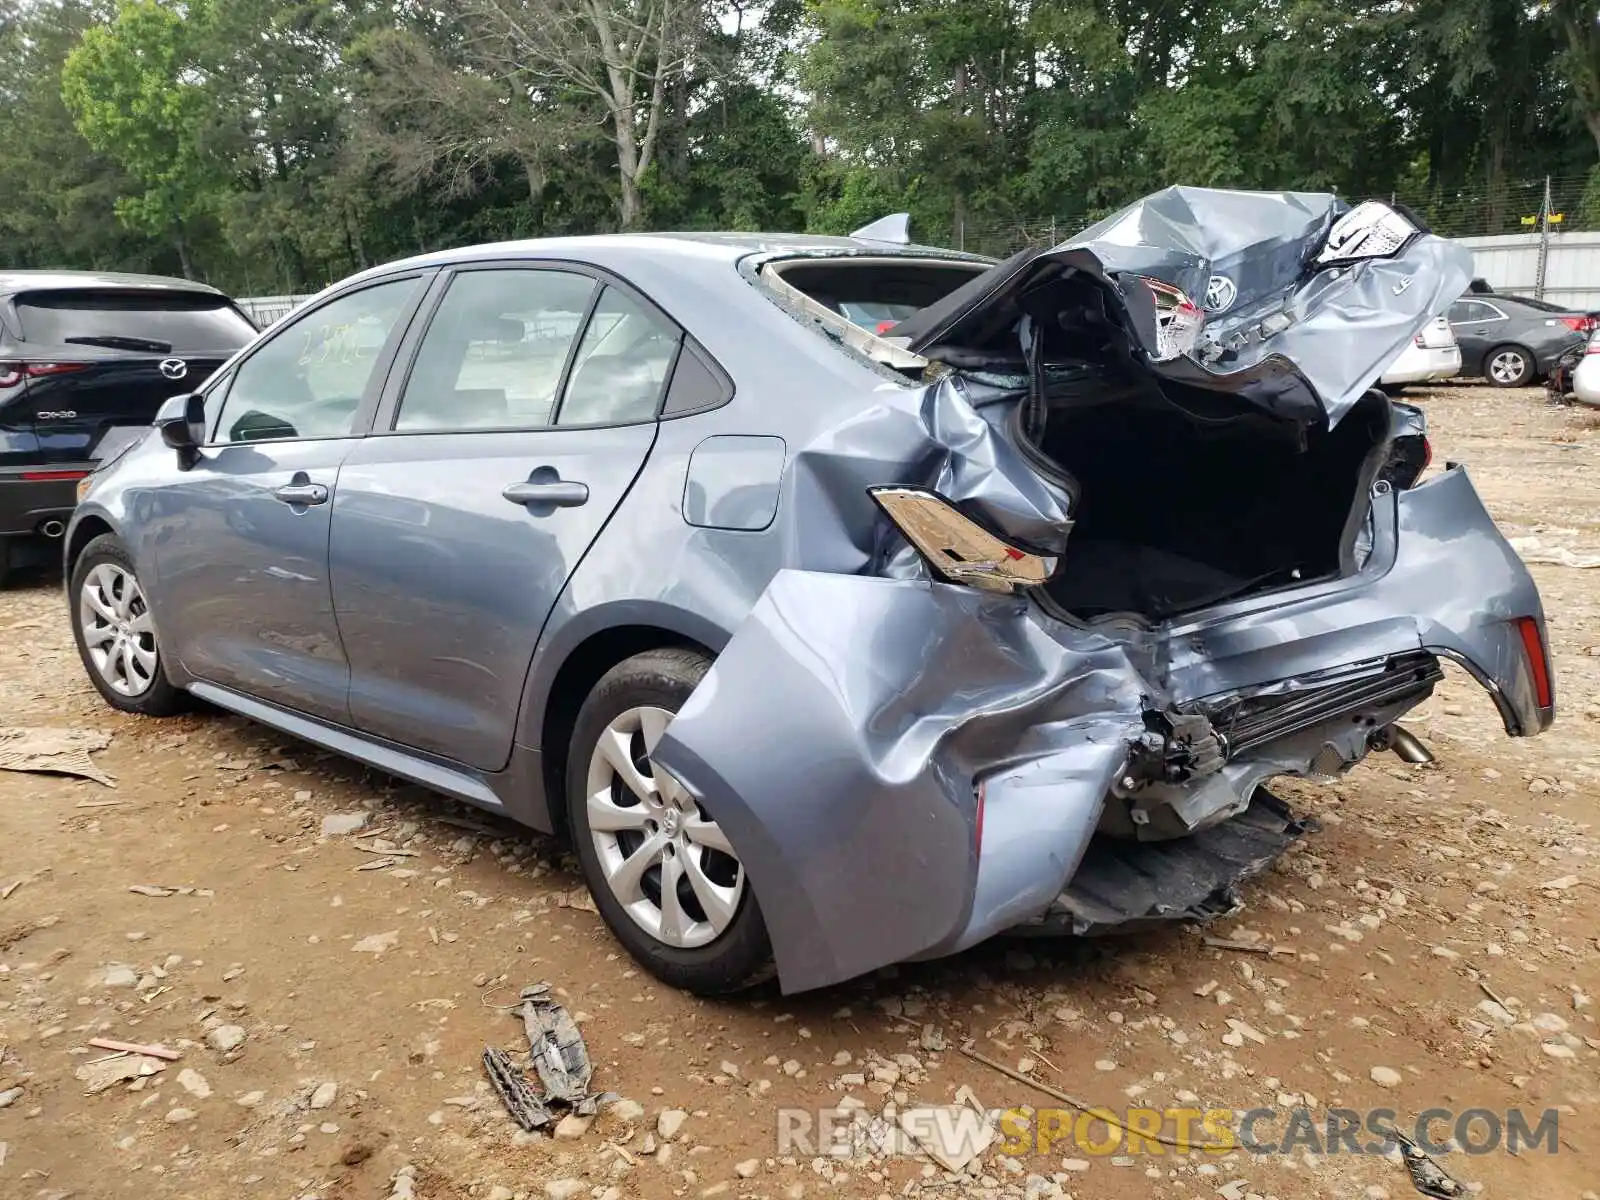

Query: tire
left=0, top=538, right=11, bottom=590
left=1484, top=344, right=1535, bottom=388
left=566, top=648, right=773, bottom=995
left=69, top=533, right=187, bottom=716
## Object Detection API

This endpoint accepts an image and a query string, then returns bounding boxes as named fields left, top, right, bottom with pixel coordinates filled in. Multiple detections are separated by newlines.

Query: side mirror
left=156, top=391, right=206, bottom=467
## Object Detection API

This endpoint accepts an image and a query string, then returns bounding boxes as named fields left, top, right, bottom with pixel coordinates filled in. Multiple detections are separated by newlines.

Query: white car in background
left=1572, top=329, right=1600, bottom=406
left=1380, top=315, right=1461, bottom=387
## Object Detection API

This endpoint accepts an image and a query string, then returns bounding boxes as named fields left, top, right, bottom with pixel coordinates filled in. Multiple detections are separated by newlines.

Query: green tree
left=0, top=0, right=166, bottom=273
left=62, top=0, right=227, bottom=276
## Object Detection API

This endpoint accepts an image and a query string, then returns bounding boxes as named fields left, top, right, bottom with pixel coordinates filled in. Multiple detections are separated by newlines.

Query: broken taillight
left=1514, top=616, right=1554, bottom=711
left=1378, top=434, right=1431, bottom=490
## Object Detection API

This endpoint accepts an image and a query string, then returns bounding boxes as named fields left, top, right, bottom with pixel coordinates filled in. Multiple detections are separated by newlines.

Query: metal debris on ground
left=519, top=983, right=594, bottom=1105
left=0, top=727, right=113, bottom=786
left=1396, top=1131, right=1467, bottom=1198
left=483, top=983, right=602, bottom=1132
left=483, top=1046, right=552, bottom=1130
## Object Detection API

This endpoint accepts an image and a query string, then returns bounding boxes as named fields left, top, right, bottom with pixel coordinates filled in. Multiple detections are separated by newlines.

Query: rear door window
left=1449, top=300, right=1503, bottom=323
left=556, top=286, right=681, bottom=426
left=394, top=268, right=597, bottom=432
left=15, top=289, right=257, bottom=351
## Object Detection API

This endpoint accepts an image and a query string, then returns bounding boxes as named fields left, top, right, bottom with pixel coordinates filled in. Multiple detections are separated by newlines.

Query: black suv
left=0, top=271, right=257, bottom=583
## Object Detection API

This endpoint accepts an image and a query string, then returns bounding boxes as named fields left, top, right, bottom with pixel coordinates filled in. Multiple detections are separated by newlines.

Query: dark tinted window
left=662, top=342, right=731, bottom=416
left=212, top=278, right=416, bottom=442
left=1449, top=300, right=1500, bottom=323
left=396, top=269, right=595, bottom=431
left=556, top=287, right=680, bottom=426
left=16, top=289, right=256, bottom=350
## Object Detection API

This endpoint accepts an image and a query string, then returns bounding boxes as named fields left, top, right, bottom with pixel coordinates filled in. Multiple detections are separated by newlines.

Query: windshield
left=17, top=289, right=257, bottom=351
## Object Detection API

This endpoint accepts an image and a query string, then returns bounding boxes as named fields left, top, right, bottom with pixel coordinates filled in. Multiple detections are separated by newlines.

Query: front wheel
left=566, top=648, right=773, bottom=995
left=69, top=533, right=186, bottom=716
left=1485, top=344, right=1535, bottom=388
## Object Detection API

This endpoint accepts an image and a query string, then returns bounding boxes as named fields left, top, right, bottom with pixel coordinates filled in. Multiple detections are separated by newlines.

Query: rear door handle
left=502, top=480, right=589, bottom=508
left=273, top=482, right=329, bottom=506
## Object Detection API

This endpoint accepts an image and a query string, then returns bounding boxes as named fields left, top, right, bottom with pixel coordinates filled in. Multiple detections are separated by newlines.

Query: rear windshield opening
left=768, top=259, right=990, bottom=334
left=16, top=289, right=257, bottom=352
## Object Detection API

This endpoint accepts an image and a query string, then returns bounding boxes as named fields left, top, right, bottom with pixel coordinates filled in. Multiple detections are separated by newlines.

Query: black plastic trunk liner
left=1021, top=790, right=1315, bottom=936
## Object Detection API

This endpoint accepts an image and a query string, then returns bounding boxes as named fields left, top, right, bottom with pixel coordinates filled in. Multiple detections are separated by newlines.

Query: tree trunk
left=522, top=156, right=548, bottom=207
left=618, top=169, right=643, bottom=229
left=173, top=228, right=195, bottom=279
left=613, top=98, right=642, bottom=228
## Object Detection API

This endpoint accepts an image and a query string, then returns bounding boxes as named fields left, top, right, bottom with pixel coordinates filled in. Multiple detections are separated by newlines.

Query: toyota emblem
left=1202, top=274, right=1237, bottom=313
left=159, top=358, right=188, bottom=381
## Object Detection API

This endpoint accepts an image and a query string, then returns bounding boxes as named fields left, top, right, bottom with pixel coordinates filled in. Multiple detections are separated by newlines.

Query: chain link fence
left=237, top=294, right=314, bottom=329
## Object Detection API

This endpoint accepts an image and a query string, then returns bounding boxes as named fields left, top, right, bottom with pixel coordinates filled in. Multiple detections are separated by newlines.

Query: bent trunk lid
left=894, top=187, right=1473, bottom=428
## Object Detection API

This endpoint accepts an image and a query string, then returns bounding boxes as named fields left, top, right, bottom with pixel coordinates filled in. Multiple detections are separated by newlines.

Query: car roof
left=366, top=231, right=992, bottom=278
left=0, top=269, right=230, bottom=298
left=1465, top=292, right=1575, bottom=314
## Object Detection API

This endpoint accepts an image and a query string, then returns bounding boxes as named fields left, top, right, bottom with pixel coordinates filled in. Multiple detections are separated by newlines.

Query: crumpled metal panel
left=900, top=186, right=1474, bottom=427
left=651, top=188, right=1543, bottom=995
left=653, top=571, right=1148, bottom=993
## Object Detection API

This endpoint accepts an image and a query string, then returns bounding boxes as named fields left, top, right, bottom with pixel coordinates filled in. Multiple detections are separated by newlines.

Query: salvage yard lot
left=1, top=382, right=1597, bottom=1200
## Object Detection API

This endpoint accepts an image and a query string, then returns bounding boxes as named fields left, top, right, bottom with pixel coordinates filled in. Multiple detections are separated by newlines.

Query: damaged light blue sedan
left=66, top=188, right=1554, bottom=996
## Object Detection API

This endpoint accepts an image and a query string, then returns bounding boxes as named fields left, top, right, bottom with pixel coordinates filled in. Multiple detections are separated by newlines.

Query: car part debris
left=484, top=983, right=602, bottom=1131
left=0, top=726, right=113, bottom=786
left=482, top=1046, right=553, bottom=1130
left=1024, top=790, right=1314, bottom=936
left=1395, top=1130, right=1467, bottom=1198
left=518, top=983, right=594, bottom=1106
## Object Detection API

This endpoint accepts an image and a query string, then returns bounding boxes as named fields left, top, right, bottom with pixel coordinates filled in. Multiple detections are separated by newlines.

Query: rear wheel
left=1485, top=344, right=1534, bottom=387
left=69, top=534, right=186, bottom=716
left=566, top=648, right=773, bottom=995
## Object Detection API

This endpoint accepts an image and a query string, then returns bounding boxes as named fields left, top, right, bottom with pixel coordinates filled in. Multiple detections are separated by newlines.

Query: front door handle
left=273, top=482, right=329, bottom=506
left=502, top=479, right=589, bottom=508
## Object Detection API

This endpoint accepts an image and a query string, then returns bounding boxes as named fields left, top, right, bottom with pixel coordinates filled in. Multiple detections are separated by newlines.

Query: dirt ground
left=1, top=382, right=1597, bottom=1200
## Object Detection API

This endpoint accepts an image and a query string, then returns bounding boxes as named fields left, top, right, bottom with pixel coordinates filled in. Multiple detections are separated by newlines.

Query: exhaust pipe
left=39, top=519, right=65, bottom=539
left=1370, top=722, right=1435, bottom=765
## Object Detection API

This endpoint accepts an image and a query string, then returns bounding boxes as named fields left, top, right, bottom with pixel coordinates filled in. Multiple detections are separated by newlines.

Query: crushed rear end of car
left=652, top=188, right=1554, bottom=994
